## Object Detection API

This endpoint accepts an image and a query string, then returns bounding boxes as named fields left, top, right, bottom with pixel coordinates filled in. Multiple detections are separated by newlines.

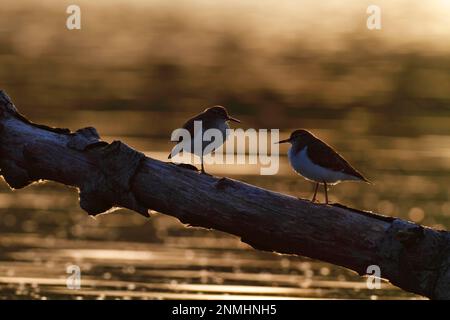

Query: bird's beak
left=275, top=138, right=290, bottom=144
left=227, top=116, right=241, bottom=123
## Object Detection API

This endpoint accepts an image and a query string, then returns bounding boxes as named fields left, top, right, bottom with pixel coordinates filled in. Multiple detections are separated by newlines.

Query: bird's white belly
left=288, top=147, right=354, bottom=184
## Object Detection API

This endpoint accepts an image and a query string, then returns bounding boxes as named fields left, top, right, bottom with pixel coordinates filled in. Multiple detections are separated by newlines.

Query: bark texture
left=0, top=90, right=449, bottom=299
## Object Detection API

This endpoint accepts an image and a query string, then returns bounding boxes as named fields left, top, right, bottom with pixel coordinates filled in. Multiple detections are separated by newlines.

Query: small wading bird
left=277, top=129, right=369, bottom=204
left=168, top=106, right=241, bottom=174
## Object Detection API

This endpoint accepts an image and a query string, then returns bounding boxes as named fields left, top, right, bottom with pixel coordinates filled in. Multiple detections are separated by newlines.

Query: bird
left=168, top=106, right=241, bottom=174
left=277, top=129, right=369, bottom=204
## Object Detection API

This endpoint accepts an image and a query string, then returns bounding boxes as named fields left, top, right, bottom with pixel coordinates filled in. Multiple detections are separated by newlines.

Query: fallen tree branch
left=0, top=90, right=449, bottom=299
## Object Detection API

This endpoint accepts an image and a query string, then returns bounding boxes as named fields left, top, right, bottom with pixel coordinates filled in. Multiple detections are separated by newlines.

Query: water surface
left=0, top=0, right=449, bottom=300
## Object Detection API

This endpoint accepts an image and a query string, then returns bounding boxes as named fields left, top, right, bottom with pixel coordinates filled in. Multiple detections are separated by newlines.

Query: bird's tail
left=360, top=175, right=372, bottom=184
left=351, top=170, right=371, bottom=184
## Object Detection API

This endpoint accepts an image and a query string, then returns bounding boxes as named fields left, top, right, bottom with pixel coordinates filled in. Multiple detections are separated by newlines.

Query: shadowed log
left=0, top=90, right=449, bottom=299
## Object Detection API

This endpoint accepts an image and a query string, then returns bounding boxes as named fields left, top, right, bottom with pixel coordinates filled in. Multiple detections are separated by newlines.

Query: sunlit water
left=1, top=0, right=450, bottom=300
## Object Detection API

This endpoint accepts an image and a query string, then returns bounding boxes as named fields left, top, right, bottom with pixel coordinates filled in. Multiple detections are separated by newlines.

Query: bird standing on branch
left=277, top=129, right=369, bottom=204
left=168, top=106, right=241, bottom=174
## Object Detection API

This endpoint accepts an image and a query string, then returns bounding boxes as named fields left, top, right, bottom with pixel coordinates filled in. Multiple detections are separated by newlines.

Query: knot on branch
left=75, top=140, right=149, bottom=218
left=396, top=225, right=424, bottom=246
left=215, top=177, right=237, bottom=190
left=67, top=127, right=108, bottom=151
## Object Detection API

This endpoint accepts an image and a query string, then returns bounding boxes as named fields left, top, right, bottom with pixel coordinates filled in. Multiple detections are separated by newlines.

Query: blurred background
left=0, top=0, right=449, bottom=299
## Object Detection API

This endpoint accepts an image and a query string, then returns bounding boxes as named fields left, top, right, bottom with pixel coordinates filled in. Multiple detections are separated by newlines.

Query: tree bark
left=0, top=90, right=449, bottom=299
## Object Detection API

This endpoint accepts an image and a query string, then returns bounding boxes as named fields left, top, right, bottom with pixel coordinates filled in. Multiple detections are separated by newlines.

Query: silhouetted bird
left=168, top=106, right=240, bottom=174
left=277, top=129, right=369, bottom=204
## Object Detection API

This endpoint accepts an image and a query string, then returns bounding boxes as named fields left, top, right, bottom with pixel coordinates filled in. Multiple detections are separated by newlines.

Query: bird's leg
left=200, top=153, right=205, bottom=174
left=323, top=181, right=328, bottom=204
left=311, top=182, right=319, bottom=203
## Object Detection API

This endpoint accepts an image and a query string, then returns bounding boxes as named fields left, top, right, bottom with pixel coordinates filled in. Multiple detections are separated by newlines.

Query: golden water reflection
left=1, top=0, right=449, bottom=300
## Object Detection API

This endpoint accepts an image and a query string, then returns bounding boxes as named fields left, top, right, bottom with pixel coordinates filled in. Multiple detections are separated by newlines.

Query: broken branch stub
left=0, top=90, right=149, bottom=217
